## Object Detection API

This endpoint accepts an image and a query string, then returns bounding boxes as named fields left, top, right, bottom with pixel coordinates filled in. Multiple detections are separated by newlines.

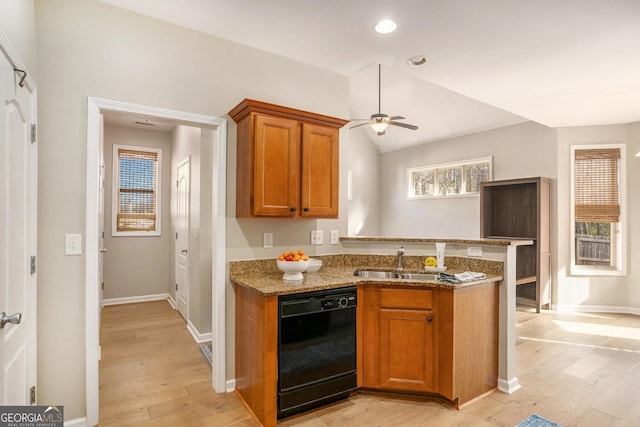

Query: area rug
left=517, top=414, right=562, bottom=427
left=199, top=344, right=212, bottom=366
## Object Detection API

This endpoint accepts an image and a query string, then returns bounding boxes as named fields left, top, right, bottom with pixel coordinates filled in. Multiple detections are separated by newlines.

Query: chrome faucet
left=396, top=246, right=405, bottom=270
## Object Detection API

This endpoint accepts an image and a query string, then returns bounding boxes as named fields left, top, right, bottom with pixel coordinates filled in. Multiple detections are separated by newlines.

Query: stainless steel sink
left=398, top=273, right=438, bottom=281
left=353, top=270, right=399, bottom=279
left=353, top=270, right=439, bottom=281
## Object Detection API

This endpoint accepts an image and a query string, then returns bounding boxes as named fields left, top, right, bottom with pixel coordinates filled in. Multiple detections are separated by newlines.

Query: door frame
left=86, top=97, right=227, bottom=426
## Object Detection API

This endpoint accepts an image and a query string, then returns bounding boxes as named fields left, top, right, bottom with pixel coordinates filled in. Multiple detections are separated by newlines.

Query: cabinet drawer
left=379, top=288, right=433, bottom=309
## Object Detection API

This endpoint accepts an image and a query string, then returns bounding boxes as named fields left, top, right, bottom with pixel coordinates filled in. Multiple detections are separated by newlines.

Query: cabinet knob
left=303, top=207, right=310, bottom=212
left=290, top=207, right=296, bottom=212
left=426, top=316, right=433, bottom=322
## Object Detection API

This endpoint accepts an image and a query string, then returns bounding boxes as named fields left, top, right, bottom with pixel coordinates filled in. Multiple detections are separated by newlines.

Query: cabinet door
left=253, top=115, right=300, bottom=216
left=300, top=123, right=339, bottom=217
left=378, top=307, right=435, bottom=392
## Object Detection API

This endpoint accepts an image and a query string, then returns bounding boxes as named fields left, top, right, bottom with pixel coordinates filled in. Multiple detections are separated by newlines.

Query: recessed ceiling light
left=407, top=55, right=428, bottom=66
left=375, top=19, right=397, bottom=34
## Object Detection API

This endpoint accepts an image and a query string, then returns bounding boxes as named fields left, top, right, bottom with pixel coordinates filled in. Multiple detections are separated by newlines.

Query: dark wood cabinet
left=480, top=177, right=551, bottom=311
left=229, top=99, right=347, bottom=218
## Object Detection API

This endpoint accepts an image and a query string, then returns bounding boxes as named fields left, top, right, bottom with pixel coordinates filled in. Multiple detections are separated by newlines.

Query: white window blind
left=113, top=145, right=161, bottom=235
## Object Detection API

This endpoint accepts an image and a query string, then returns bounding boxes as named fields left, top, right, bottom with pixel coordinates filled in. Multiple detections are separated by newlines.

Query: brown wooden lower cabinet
left=362, top=287, right=436, bottom=392
left=437, top=284, right=500, bottom=406
left=362, top=283, right=499, bottom=408
left=234, top=281, right=499, bottom=426
left=234, top=285, right=279, bottom=427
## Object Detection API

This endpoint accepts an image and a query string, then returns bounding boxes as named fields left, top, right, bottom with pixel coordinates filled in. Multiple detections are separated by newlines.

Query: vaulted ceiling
left=101, top=0, right=640, bottom=152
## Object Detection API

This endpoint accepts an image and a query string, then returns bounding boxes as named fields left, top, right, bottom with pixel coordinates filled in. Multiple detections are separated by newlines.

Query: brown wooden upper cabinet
left=229, top=99, right=348, bottom=218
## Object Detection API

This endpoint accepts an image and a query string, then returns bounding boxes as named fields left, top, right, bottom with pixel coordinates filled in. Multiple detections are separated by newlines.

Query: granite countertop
left=340, top=236, right=534, bottom=246
left=230, top=263, right=503, bottom=296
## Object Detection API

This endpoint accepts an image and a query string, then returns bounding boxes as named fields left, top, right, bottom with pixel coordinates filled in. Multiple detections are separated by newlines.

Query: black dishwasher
left=278, top=287, right=357, bottom=418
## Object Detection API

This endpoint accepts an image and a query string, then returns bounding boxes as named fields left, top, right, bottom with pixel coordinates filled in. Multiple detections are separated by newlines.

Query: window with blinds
left=112, top=145, right=162, bottom=236
left=574, top=148, right=620, bottom=223
left=571, top=145, right=625, bottom=273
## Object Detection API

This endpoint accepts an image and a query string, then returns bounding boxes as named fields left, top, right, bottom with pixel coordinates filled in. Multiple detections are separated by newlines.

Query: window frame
left=569, top=144, right=626, bottom=276
left=406, top=156, right=493, bottom=199
left=111, top=144, right=162, bottom=237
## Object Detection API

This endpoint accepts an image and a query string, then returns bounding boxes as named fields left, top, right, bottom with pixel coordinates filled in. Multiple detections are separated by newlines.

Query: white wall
left=347, top=127, right=381, bottom=236
left=555, top=124, right=637, bottom=310
left=35, top=0, right=349, bottom=419
left=103, top=124, right=172, bottom=300
left=170, top=125, right=213, bottom=335
left=0, top=0, right=36, bottom=77
left=378, top=121, right=557, bottom=238
left=628, top=122, right=640, bottom=309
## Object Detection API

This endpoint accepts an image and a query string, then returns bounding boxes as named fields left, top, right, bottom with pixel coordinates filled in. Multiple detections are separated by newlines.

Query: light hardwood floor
left=99, top=300, right=640, bottom=426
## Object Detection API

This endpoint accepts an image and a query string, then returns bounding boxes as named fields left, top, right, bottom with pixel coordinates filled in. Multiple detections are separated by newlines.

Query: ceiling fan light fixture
left=375, top=19, right=397, bottom=34
left=370, top=121, right=389, bottom=134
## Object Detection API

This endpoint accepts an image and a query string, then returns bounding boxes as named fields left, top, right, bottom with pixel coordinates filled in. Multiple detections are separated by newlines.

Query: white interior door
left=176, top=158, right=190, bottom=319
left=0, top=56, right=37, bottom=404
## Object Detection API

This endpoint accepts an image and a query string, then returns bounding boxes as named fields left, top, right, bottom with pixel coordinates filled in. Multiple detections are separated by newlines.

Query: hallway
left=99, top=300, right=251, bottom=426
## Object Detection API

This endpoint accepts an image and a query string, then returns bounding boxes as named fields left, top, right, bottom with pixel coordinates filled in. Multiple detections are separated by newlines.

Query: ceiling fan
left=350, top=64, right=419, bottom=136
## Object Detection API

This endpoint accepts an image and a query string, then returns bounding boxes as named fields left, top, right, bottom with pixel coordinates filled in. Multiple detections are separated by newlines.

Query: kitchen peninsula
left=231, top=237, right=530, bottom=426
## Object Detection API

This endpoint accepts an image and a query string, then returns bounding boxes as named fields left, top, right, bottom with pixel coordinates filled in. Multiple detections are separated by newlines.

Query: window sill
left=569, top=267, right=626, bottom=277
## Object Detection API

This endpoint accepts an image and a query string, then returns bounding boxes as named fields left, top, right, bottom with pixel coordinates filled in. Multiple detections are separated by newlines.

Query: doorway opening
left=86, top=97, right=227, bottom=426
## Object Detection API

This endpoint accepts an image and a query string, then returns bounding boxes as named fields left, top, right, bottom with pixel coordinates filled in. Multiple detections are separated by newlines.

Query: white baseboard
left=166, top=295, right=176, bottom=309
left=497, top=377, right=521, bottom=394
left=64, top=417, right=87, bottom=427
left=187, top=320, right=212, bottom=343
left=226, top=379, right=236, bottom=393
left=555, top=304, right=640, bottom=315
left=102, top=293, right=171, bottom=306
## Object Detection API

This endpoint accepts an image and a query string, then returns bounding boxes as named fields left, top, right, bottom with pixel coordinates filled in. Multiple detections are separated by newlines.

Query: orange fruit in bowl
left=278, top=250, right=310, bottom=262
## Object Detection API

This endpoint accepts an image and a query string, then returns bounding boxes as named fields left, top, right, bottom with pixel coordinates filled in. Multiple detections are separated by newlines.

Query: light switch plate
left=263, top=232, right=273, bottom=248
left=330, top=230, right=339, bottom=245
left=65, top=233, right=82, bottom=255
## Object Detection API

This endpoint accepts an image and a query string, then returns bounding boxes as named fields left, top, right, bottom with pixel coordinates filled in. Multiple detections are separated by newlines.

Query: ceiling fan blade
left=349, top=122, right=372, bottom=129
left=389, top=116, right=405, bottom=120
left=389, top=121, right=419, bottom=130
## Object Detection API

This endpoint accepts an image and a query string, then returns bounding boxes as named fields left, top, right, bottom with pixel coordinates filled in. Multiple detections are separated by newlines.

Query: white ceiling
left=101, top=0, right=640, bottom=152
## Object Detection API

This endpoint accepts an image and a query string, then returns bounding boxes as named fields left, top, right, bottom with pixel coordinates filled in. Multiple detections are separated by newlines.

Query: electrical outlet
left=330, top=230, right=339, bottom=245
left=263, top=232, right=273, bottom=248
left=311, top=230, right=324, bottom=245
